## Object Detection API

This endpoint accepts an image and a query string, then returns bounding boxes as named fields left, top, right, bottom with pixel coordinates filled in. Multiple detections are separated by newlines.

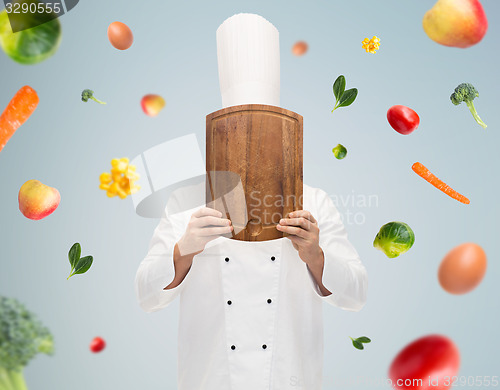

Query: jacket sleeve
left=134, top=211, right=190, bottom=313
left=306, top=187, right=368, bottom=311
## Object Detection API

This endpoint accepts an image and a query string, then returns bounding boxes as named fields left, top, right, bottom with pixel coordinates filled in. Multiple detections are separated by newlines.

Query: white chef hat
left=216, top=13, right=280, bottom=108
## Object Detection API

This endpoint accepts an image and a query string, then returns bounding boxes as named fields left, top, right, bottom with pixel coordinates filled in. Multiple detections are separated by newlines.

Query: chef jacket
left=135, top=184, right=368, bottom=390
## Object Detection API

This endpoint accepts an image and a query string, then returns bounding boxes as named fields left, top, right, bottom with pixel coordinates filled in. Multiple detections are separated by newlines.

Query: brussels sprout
left=0, top=3, right=61, bottom=65
left=332, top=144, right=347, bottom=159
left=373, top=221, right=415, bottom=258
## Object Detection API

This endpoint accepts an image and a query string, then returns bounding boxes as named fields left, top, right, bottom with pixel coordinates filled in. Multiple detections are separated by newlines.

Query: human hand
left=276, top=210, right=324, bottom=265
left=177, top=207, right=232, bottom=257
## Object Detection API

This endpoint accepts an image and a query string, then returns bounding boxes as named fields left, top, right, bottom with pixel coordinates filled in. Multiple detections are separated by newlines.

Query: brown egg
left=438, top=243, right=487, bottom=294
left=292, top=41, right=308, bottom=56
left=107, top=22, right=134, bottom=50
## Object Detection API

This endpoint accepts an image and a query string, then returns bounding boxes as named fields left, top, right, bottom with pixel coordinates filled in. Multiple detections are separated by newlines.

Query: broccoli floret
left=0, top=297, right=54, bottom=390
left=450, top=83, right=487, bottom=129
left=81, top=89, right=106, bottom=104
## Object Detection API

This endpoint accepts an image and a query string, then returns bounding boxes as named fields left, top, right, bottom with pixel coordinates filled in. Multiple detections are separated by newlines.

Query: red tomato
left=90, top=337, right=106, bottom=353
left=389, top=335, right=460, bottom=390
left=387, top=105, right=420, bottom=135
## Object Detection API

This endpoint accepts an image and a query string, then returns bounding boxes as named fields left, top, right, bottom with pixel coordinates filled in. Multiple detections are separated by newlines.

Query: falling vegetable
left=332, top=144, right=347, bottom=159
left=331, top=75, right=358, bottom=112
left=450, top=83, right=486, bottom=128
left=389, top=335, right=460, bottom=390
left=361, top=36, right=381, bottom=53
left=99, top=158, right=140, bottom=199
left=89, top=337, right=106, bottom=353
left=0, top=86, right=39, bottom=153
left=0, top=5, right=62, bottom=64
left=0, top=296, right=54, bottom=390
left=81, top=89, right=106, bottom=105
left=350, top=336, right=371, bottom=350
left=67, top=243, right=93, bottom=280
left=412, top=162, right=470, bottom=204
left=387, top=105, right=420, bottom=135
left=373, top=222, right=415, bottom=258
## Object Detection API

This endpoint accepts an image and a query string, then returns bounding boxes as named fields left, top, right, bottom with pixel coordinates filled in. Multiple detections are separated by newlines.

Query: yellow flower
left=100, top=158, right=140, bottom=199
left=362, top=36, right=381, bottom=54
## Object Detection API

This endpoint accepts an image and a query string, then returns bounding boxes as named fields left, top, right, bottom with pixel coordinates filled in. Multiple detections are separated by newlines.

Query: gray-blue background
left=0, top=0, right=499, bottom=389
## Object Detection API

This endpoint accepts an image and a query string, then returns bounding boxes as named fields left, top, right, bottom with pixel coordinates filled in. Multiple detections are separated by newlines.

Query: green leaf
left=356, top=337, right=371, bottom=344
left=73, top=256, right=93, bottom=276
left=352, top=340, right=364, bottom=350
left=333, top=75, right=346, bottom=102
left=68, top=243, right=81, bottom=269
left=337, top=88, right=358, bottom=108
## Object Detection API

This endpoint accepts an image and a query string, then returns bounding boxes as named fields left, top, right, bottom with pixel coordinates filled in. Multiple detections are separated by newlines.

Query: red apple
left=141, top=94, right=165, bottom=117
left=18, top=180, right=60, bottom=220
left=423, top=0, right=488, bottom=48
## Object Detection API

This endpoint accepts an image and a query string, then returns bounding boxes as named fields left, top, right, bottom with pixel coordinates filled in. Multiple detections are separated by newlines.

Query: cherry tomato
left=387, top=105, right=420, bottom=135
left=389, top=335, right=460, bottom=390
left=89, top=337, right=106, bottom=353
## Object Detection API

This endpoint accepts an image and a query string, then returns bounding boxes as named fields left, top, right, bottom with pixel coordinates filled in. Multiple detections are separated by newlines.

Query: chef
left=135, top=183, right=367, bottom=390
left=134, top=13, right=368, bottom=390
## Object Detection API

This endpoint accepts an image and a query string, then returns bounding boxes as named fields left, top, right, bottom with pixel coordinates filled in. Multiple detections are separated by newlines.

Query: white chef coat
left=135, top=184, right=368, bottom=390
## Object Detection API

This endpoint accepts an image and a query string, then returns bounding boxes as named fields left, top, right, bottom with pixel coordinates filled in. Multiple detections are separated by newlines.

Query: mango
left=423, top=0, right=488, bottom=48
left=18, top=180, right=60, bottom=220
left=141, top=94, right=165, bottom=117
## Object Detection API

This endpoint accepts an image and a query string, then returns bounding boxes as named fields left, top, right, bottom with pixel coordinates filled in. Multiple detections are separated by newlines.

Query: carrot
left=0, top=86, right=39, bottom=153
left=412, top=162, right=470, bottom=204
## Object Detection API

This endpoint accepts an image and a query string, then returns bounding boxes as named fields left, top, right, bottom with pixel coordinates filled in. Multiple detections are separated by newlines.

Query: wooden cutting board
left=206, top=104, right=303, bottom=241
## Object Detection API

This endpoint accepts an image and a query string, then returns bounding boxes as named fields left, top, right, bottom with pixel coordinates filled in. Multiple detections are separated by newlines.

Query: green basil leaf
left=357, top=337, right=371, bottom=344
left=337, top=88, right=358, bottom=108
left=68, top=243, right=81, bottom=268
left=352, top=340, right=364, bottom=350
left=333, top=75, right=346, bottom=101
left=74, top=256, right=93, bottom=275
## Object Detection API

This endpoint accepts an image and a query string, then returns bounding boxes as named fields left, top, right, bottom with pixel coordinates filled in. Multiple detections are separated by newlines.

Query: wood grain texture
left=206, top=104, right=303, bottom=241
